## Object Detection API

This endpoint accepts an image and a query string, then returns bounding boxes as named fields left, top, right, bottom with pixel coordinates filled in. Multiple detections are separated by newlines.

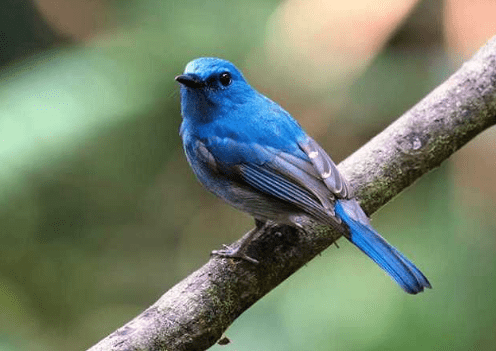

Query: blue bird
left=176, top=57, right=431, bottom=294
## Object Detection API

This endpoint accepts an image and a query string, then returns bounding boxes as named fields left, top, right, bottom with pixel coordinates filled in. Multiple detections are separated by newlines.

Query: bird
left=175, top=57, right=431, bottom=294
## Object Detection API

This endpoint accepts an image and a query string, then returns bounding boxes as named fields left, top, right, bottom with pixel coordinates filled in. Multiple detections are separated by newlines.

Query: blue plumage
left=176, top=57, right=431, bottom=294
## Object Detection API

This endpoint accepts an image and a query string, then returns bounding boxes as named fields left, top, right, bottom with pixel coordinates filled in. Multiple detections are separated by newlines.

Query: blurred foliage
left=0, top=0, right=495, bottom=350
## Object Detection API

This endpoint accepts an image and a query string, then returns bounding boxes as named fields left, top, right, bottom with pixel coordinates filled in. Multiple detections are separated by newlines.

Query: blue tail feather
left=335, top=200, right=431, bottom=294
left=389, top=246, right=431, bottom=290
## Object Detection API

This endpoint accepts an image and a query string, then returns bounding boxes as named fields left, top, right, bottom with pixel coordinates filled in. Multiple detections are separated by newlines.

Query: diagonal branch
left=88, top=37, right=496, bottom=351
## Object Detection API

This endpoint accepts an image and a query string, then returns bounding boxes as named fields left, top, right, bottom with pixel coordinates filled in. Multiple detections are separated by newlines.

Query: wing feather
left=298, top=136, right=350, bottom=199
left=197, top=135, right=348, bottom=224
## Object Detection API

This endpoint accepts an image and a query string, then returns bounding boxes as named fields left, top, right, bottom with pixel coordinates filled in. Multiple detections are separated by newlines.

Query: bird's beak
left=175, top=74, right=205, bottom=88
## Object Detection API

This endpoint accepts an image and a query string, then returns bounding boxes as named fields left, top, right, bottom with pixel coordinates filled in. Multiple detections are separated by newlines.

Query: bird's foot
left=211, top=245, right=259, bottom=264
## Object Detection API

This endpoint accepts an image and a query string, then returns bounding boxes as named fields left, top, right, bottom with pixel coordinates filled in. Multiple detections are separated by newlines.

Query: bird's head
left=175, top=57, right=255, bottom=122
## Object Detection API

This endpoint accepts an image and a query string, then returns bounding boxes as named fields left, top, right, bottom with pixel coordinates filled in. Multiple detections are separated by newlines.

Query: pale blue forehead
left=183, top=57, right=242, bottom=79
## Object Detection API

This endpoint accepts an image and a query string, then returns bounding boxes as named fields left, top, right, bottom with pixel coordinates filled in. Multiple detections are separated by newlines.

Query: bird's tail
left=335, top=199, right=431, bottom=294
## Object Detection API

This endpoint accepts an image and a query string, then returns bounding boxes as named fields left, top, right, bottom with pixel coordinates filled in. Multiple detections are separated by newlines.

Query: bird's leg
left=211, top=219, right=269, bottom=264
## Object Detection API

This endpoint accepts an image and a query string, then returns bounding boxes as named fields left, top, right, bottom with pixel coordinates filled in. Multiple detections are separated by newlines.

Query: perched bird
left=176, top=57, right=431, bottom=294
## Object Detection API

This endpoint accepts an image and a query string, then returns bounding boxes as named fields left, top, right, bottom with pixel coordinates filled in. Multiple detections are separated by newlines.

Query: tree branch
left=88, top=37, right=496, bottom=351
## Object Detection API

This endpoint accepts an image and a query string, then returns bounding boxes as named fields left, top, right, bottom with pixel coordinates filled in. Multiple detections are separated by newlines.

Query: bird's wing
left=297, top=136, right=350, bottom=199
left=201, top=136, right=341, bottom=223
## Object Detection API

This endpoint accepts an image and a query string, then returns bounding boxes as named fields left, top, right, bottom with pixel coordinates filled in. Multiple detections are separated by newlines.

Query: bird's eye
left=219, top=72, right=232, bottom=86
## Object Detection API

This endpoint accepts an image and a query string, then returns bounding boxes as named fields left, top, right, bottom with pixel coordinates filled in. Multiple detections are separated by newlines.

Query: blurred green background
left=1, top=0, right=496, bottom=350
